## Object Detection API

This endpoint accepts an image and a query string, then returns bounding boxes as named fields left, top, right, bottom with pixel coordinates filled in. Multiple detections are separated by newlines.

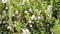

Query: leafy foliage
left=0, top=0, right=60, bottom=34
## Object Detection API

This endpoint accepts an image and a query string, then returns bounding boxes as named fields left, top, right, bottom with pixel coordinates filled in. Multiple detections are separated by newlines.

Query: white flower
left=7, top=26, right=13, bottom=30
left=25, top=29, right=30, bottom=34
left=22, top=29, right=26, bottom=33
left=29, top=7, right=32, bottom=12
left=39, top=10, right=41, bottom=13
left=22, top=29, right=30, bottom=34
left=36, top=9, right=38, bottom=11
left=29, top=24, right=32, bottom=28
left=34, top=17, right=37, bottom=20
left=52, top=32, right=54, bottom=34
left=24, top=10, right=28, bottom=13
left=5, top=6, right=8, bottom=10
left=47, top=5, right=52, bottom=12
left=7, top=26, right=10, bottom=29
left=28, top=20, right=31, bottom=23
left=38, top=16, right=41, bottom=19
left=7, top=26, right=11, bottom=29
left=31, top=15, right=35, bottom=20
left=1, top=0, right=8, bottom=3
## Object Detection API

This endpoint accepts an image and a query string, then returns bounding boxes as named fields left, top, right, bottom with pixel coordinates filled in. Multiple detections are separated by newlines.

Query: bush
left=0, top=0, right=60, bottom=34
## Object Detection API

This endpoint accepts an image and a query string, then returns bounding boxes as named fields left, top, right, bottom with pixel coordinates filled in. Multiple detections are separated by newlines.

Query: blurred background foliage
left=0, top=0, right=60, bottom=34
